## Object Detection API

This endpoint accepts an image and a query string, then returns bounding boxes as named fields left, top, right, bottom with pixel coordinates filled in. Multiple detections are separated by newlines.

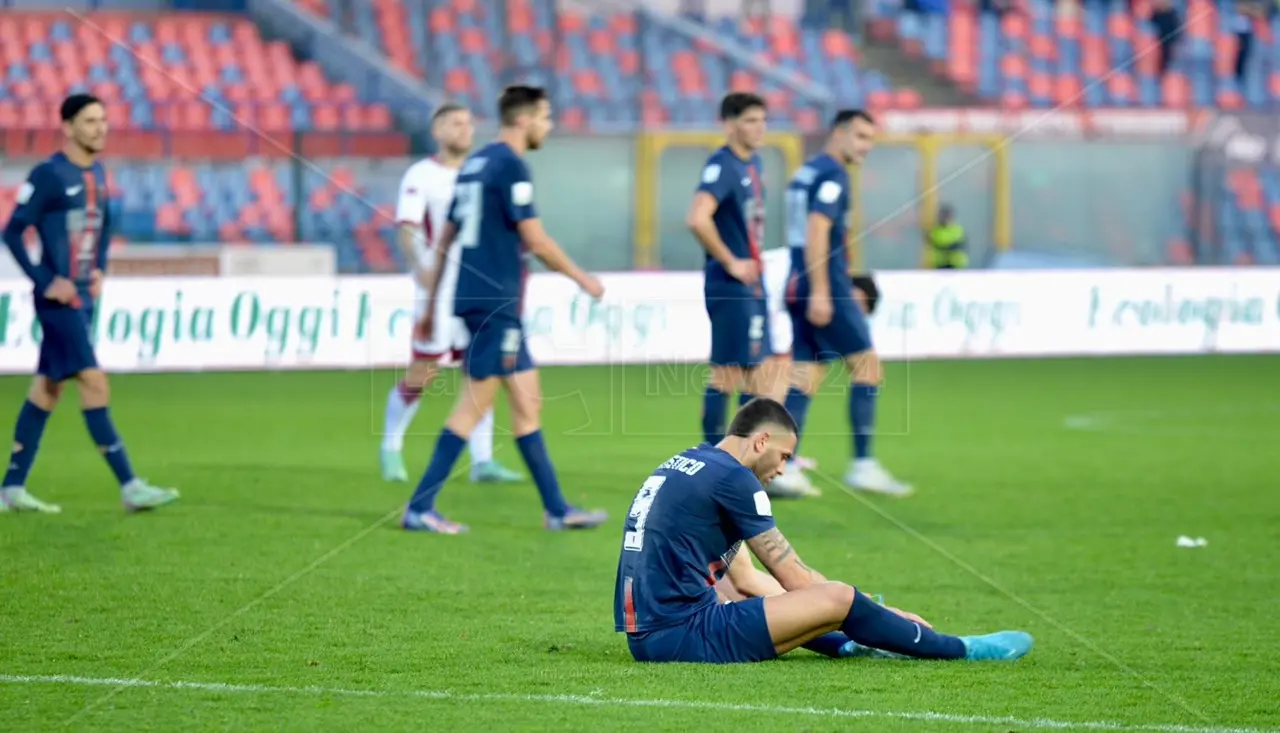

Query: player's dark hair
left=727, top=398, right=798, bottom=439
left=852, top=273, right=880, bottom=314
left=831, top=109, right=875, bottom=128
left=431, top=102, right=468, bottom=124
left=60, top=93, right=102, bottom=122
left=719, top=92, right=766, bottom=121
left=498, top=85, right=547, bottom=125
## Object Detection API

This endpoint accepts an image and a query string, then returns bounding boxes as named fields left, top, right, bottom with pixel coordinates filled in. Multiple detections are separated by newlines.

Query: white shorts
left=412, top=283, right=470, bottom=362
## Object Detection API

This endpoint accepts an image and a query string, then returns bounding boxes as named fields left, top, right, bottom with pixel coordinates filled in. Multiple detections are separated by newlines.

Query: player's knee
left=76, top=369, right=110, bottom=404
left=821, top=582, right=857, bottom=621
left=28, top=377, right=62, bottom=409
left=849, top=350, right=882, bottom=385
left=708, top=366, right=742, bottom=393
left=405, top=360, right=439, bottom=387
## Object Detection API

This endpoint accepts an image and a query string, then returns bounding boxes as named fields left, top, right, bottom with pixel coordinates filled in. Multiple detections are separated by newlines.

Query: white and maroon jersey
left=394, top=157, right=459, bottom=266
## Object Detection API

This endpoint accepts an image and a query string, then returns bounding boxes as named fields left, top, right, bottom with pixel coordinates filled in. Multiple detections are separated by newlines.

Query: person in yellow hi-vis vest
left=926, top=204, right=968, bottom=269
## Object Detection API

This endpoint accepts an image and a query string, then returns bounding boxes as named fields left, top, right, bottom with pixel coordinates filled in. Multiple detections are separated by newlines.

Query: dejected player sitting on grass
left=613, top=397, right=1033, bottom=664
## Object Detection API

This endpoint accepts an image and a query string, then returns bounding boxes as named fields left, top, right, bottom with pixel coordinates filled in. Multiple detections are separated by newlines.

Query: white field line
left=1, top=673, right=1273, bottom=733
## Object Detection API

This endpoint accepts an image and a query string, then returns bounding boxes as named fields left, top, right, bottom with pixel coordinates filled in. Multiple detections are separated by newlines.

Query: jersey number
left=785, top=190, right=808, bottom=249
left=453, top=181, right=482, bottom=249
left=623, top=475, right=667, bottom=552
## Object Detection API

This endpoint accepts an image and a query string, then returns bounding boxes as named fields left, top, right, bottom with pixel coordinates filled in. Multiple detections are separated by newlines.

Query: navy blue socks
left=82, top=407, right=136, bottom=485
left=851, top=384, right=877, bottom=460
left=840, top=589, right=965, bottom=659
left=516, top=430, right=570, bottom=517
left=783, top=386, right=811, bottom=455
left=701, top=387, right=729, bottom=444
left=4, top=401, right=50, bottom=487
left=407, top=428, right=466, bottom=513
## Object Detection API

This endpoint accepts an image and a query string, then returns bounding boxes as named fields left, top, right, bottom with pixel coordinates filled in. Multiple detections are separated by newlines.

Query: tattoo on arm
left=752, top=528, right=795, bottom=566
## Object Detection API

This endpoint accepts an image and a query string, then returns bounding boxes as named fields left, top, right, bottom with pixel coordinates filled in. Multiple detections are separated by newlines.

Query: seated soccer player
left=614, top=398, right=1033, bottom=664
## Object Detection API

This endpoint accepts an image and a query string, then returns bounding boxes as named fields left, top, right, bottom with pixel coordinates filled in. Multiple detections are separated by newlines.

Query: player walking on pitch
left=774, top=110, right=913, bottom=497
left=687, top=92, right=784, bottom=449
left=614, top=398, right=1033, bottom=663
left=380, top=102, right=523, bottom=486
left=0, top=94, right=178, bottom=514
left=401, top=86, right=609, bottom=534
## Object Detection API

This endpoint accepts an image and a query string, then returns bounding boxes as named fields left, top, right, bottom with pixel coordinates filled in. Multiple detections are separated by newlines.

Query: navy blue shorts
left=459, top=312, right=533, bottom=380
left=626, top=597, right=777, bottom=664
left=788, top=296, right=872, bottom=364
left=706, top=294, right=772, bottom=368
left=36, top=306, right=98, bottom=383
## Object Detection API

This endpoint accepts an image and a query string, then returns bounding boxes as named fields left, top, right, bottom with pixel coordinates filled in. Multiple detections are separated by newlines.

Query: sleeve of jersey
left=2, top=165, right=55, bottom=292
left=809, top=170, right=846, bottom=223
left=502, top=158, right=538, bottom=223
left=394, top=168, right=430, bottom=225
left=713, top=467, right=777, bottom=541
left=695, top=155, right=733, bottom=203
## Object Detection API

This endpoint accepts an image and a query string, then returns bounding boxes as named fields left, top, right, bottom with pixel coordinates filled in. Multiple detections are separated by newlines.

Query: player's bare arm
left=686, top=192, right=759, bottom=285
left=746, top=527, right=828, bottom=591
left=516, top=218, right=604, bottom=298
left=397, top=222, right=432, bottom=289
left=725, top=549, right=785, bottom=598
left=415, top=221, right=456, bottom=341
left=804, top=212, right=834, bottom=326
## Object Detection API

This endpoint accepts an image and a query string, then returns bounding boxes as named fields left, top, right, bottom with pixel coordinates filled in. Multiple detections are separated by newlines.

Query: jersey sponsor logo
left=701, top=164, right=721, bottom=184
left=752, top=490, right=772, bottom=517
left=511, top=181, right=534, bottom=206
left=817, top=180, right=842, bottom=205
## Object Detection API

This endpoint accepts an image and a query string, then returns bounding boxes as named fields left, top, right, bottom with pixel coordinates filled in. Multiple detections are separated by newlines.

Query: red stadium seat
left=365, top=104, right=392, bottom=129
left=1216, top=89, right=1244, bottom=110
left=893, top=88, right=923, bottom=109
left=1161, top=73, right=1189, bottom=107
left=429, top=7, right=455, bottom=33
left=1106, top=13, right=1133, bottom=39
left=730, top=70, right=758, bottom=91
left=459, top=27, right=486, bottom=54
left=1028, top=73, right=1053, bottom=100
left=1028, top=35, right=1056, bottom=61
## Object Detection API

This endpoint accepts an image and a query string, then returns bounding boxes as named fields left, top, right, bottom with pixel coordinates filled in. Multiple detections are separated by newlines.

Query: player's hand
left=886, top=606, right=933, bottom=629
left=580, top=273, right=605, bottom=300
left=807, top=295, right=833, bottom=327
left=727, top=258, right=760, bottom=285
left=43, top=277, right=77, bottom=304
left=88, top=269, right=104, bottom=300
left=415, top=312, right=435, bottom=343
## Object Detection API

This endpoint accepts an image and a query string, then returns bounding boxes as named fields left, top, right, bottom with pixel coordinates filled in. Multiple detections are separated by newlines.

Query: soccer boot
left=545, top=506, right=608, bottom=531
left=122, top=479, right=180, bottom=512
left=845, top=459, right=914, bottom=497
left=380, top=449, right=409, bottom=482
left=768, top=462, right=820, bottom=499
left=469, top=460, right=524, bottom=484
left=0, top=486, right=62, bottom=514
left=959, top=631, right=1034, bottom=661
left=401, top=508, right=469, bottom=534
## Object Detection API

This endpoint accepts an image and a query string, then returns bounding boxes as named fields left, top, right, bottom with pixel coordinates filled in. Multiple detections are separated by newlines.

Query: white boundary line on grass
left=2, top=673, right=1273, bottom=733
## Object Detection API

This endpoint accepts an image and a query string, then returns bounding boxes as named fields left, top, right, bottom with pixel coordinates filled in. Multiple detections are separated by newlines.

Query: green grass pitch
left=2, top=356, right=1278, bottom=732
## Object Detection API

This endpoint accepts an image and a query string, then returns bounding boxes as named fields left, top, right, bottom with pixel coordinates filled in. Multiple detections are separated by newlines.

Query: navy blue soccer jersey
left=696, top=146, right=765, bottom=295
left=2, top=151, right=111, bottom=309
left=614, top=444, right=777, bottom=633
left=449, top=141, right=537, bottom=321
left=785, top=153, right=852, bottom=299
